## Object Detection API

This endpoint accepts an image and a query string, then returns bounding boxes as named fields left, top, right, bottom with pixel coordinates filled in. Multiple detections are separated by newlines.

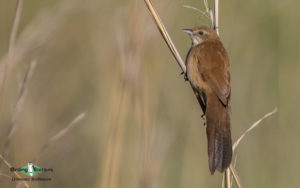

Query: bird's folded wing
left=195, top=41, right=231, bottom=106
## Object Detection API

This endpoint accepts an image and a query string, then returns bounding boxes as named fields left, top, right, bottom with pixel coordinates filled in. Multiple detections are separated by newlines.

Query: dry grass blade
left=9, top=0, right=23, bottom=56
left=183, top=5, right=209, bottom=18
left=0, top=0, right=80, bottom=77
left=13, top=60, right=37, bottom=122
left=184, top=2, right=215, bottom=31
left=0, top=0, right=23, bottom=117
left=209, top=8, right=214, bottom=30
left=203, top=0, right=209, bottom=12
left=227, top=107, right=276, bottom=188
left=2, top=60, right=37, bottom=160
left=202, top=0, right=214, bottom=29
left=228, top=108, right=277, bottom=188
left=230, top=154, right=238, bottom=187
left=35, top=112, right=86, bottom=161
left=229, top=165, right=243, bottom=188
left=143, top=0, right=186, bottom=73
left=0, top=154, right=30, bottom=188
left=233, top=107, right=277, bottom=151
left=0, top=173, right=12, bottom=179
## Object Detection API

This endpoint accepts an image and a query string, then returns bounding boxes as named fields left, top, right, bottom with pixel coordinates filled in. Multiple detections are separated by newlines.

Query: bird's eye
left=199, top=31, right=204, bottom=35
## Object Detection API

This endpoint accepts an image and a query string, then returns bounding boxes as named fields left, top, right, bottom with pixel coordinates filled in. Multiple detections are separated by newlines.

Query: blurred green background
left=0, top=0, right=299, bottom=187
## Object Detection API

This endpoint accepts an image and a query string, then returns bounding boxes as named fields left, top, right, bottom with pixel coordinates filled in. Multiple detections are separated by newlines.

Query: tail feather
left=206, top=93, right=232, bottom=174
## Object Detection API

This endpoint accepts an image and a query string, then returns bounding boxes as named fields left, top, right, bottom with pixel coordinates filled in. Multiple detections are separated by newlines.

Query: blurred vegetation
left=0, top=0, right=299, bottom=187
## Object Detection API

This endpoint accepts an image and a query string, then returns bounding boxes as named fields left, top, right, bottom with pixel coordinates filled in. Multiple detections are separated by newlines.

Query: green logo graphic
left=10, top=162, right=53, bottom=177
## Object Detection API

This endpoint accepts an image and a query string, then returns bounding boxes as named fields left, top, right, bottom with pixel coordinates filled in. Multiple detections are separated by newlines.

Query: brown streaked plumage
left=184, top=26, right=232, bottom=174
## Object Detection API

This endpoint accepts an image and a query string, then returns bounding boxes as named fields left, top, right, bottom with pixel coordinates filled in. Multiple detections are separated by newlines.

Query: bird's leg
left=192, top=88, right=207, bottom=126
left=199, top=95, right=207, bottom=126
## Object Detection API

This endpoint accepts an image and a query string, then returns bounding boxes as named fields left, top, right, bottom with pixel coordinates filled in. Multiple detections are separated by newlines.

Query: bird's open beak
left=183, top=29, right=193, bottom=35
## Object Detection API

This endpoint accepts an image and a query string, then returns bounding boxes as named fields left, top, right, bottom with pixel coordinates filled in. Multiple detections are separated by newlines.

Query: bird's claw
left=184, top=75, right=188, bottom=81
left=182, top=72, right=189, bottom=81
left=201, top=114, right=206, bottom=126
left=180, top=71, right=188, bottom=81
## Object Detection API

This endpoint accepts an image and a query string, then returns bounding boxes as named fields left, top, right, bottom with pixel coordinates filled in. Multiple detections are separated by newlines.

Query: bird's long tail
left=206, top=93, right=232, bottom=174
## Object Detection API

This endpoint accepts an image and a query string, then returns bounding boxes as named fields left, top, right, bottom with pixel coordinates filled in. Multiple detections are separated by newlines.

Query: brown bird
left=183, top=26, right=232, bottom=174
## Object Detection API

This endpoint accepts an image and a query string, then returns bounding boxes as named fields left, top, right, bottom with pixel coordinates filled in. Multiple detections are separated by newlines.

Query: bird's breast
left=186, top=52, right=210, bottom=94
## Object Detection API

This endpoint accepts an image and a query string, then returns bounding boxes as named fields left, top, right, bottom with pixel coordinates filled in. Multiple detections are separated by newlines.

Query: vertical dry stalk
left=128, top=2, right=159, bottom=188
left=100, top=72, right=129, bottom=188
left=212, top=1, right=227, bottom=187
left=225, top=169, right=230, bottom=188
left=204, top=0, right=209, bottom=12
left=100, top=1, right=156, bottom=187
left=203, top=0, right=215, bottom=29
left=214, top=0, right=219, bottom=35
left=100, top=23, right=135, bottom=188
left=0, top=0, right=23, bottom=117
left=8, top=0, right=23, bottom=56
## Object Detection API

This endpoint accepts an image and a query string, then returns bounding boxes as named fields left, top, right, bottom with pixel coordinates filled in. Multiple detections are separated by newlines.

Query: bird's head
left=183, top=26, right=219, bottom=46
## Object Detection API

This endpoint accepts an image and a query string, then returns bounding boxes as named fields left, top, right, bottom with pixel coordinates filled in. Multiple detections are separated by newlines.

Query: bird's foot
left=201, top=114, right=206, bottom=126
left=180, top=71, right=188, bottom=81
